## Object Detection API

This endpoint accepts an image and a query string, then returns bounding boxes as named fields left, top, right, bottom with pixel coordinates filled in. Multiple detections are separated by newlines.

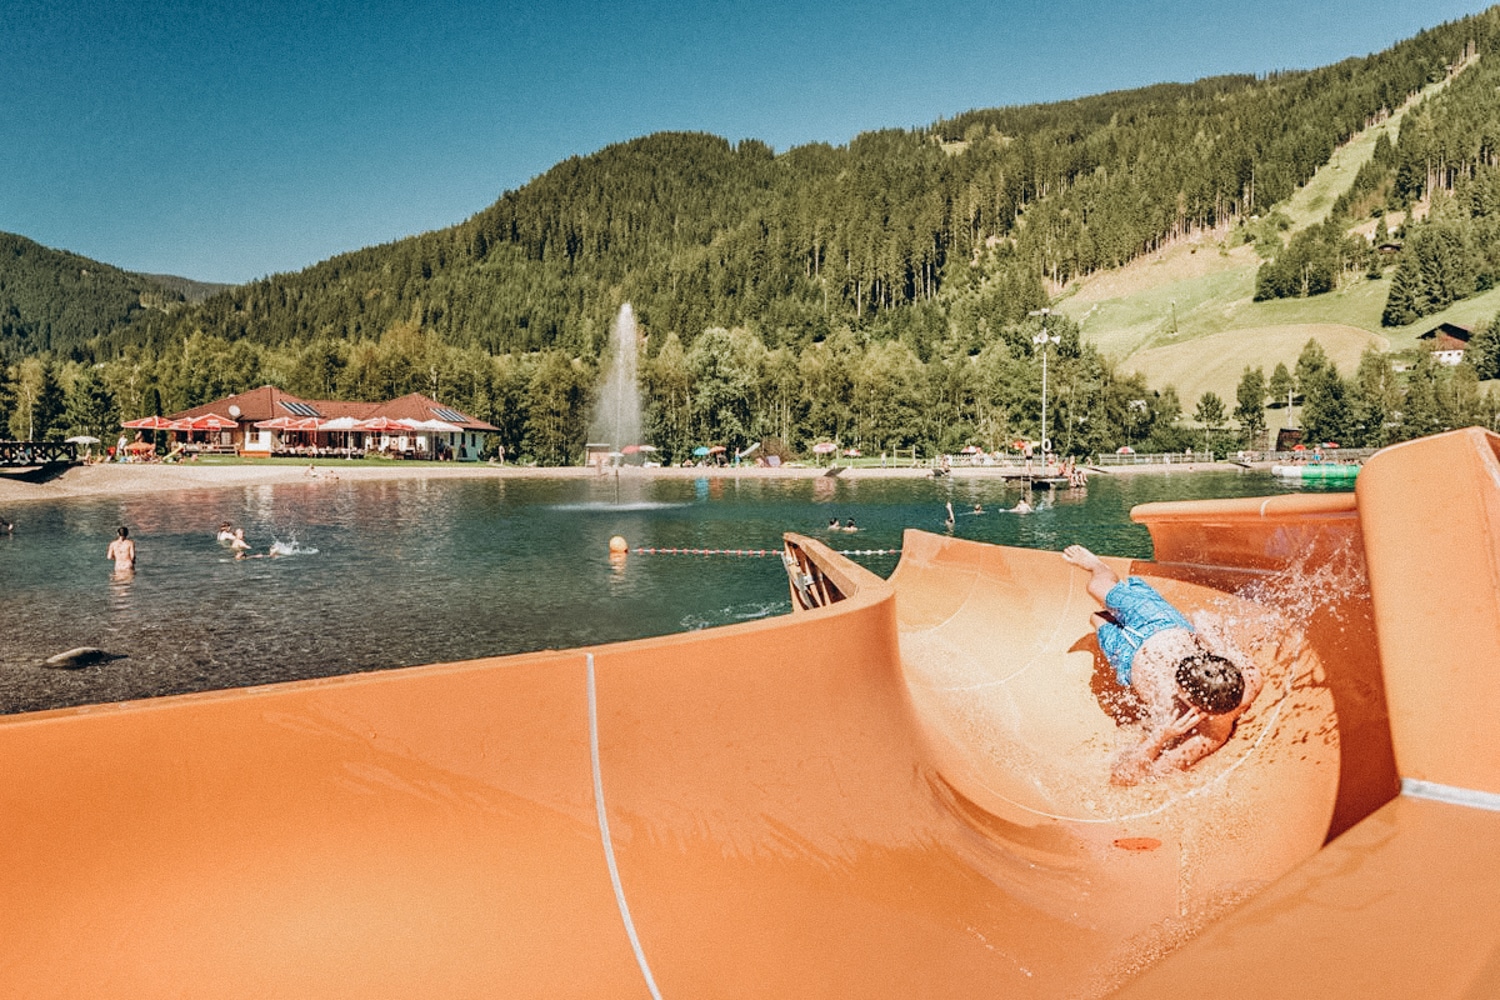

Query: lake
left=0, top=469, right=1341, bottom=715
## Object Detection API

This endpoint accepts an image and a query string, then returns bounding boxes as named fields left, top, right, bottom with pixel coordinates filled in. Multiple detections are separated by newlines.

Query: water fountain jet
left=588, top=303, right=643, bottom=460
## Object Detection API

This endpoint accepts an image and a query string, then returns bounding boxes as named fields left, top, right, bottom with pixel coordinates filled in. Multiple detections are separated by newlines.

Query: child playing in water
left=1062, top=544, right=1262, bottom=785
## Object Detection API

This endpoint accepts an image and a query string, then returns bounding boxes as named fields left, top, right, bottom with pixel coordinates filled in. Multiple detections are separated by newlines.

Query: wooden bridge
left=0, top=441, right=79, bottom=467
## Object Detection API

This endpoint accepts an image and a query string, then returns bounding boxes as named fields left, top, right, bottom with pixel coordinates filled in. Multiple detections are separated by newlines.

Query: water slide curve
left=2, top=429, right=1499, bottom=997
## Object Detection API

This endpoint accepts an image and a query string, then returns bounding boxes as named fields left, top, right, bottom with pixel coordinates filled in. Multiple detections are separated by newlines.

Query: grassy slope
left=1054, top=66, right=1477, bottom=409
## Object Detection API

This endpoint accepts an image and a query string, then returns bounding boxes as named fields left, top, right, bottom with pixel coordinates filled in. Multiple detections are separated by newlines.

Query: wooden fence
left=0, top=441, right=79, bottom=467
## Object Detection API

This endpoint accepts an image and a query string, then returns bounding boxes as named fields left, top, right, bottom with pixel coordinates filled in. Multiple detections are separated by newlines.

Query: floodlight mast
left=1029, top=308, right=1061, bottom=459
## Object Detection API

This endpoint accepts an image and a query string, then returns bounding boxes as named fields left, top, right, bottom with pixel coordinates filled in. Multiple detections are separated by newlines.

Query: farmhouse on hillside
left=1418, top=322, right=1472, bottom=366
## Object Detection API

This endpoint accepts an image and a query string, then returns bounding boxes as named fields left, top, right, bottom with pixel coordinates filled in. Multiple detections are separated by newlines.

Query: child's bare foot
left=1062, top=544, right=1106, bottom=571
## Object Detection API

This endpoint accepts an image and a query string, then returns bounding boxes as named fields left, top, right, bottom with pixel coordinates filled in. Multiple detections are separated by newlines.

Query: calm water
left=0, top=470, right=1340, bottom=715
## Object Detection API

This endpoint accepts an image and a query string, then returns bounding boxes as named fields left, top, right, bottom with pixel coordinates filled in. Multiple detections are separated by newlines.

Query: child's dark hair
left=1175, top=653, right=1244, bottom=714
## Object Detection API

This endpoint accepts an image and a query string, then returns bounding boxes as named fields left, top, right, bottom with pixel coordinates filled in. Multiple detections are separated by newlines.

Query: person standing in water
left=1062, top=544, right=1262, bottom=785
left=106, top=526, right=136, bottom=575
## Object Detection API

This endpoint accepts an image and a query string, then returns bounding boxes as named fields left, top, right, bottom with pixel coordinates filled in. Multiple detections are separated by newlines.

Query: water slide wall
left=2, top=429, right=1498, bottom=997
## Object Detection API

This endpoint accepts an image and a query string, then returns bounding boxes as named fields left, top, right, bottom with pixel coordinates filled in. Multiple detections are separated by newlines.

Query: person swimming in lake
left=1062, top=544, right=1262, bottom=785
left=106, top=526, right=136, bottom=575
left=1012, top=497, right=1033, bottom=513
left=229, top=527, right=253, bottom=560
left=843, top=518, right=858, bottom=533
left=216, top=522, right=235, bottom=542
left=828, top=517, right=841, bottom=531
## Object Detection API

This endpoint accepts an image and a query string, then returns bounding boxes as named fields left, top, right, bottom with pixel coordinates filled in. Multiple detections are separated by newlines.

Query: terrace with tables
left=123, top=386, right=497, bottom=461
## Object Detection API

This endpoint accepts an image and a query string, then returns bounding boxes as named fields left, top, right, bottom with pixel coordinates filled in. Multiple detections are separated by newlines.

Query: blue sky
left=2, top=0, right=1491, bottom=284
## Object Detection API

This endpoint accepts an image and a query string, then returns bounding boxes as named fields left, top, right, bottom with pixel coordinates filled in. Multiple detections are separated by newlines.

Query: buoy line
left=629, top=547, right=901, bottom=558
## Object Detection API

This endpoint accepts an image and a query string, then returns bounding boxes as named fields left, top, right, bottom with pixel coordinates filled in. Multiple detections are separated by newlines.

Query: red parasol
left=356, top=417, right=410, bottom=432
left=188, top=413, right=239, bottom=430
left=121, top=415, right=175, bottom=430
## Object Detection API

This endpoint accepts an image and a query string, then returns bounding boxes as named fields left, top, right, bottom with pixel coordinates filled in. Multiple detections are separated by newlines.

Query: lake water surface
left=0, top=470, right=1341, bottom=715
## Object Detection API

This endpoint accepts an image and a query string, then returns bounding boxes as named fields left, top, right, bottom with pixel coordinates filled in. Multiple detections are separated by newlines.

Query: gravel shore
left=0, top=457, right=1247, bottom=505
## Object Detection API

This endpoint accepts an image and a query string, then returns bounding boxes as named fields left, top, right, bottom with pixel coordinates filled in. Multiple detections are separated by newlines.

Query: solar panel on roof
left=431, top=407, right=468, bottom=423
left=281, top=402, right=322, bottom=417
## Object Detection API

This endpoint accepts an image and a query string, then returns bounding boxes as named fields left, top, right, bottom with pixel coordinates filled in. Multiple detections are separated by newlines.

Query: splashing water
left=589, top=303, right=643, bottom=451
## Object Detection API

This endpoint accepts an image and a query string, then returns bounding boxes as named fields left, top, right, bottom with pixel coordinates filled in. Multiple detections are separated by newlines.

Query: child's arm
left=1110, top=708, right=1206, bottom=785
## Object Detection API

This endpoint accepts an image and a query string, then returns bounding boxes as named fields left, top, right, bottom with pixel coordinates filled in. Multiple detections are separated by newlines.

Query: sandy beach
left=0, top=457, right=1248, bottom=505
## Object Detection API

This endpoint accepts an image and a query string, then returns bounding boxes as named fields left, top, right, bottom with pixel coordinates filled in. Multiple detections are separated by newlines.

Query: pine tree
left=1300, top=368, right=1350, bottom=445
left=64, top=364, right=116, bottom=440
left=1466, top=317, right=1500, bottom=380
left=1234, top=366, right=1267, bottom=443
left=1194, top=391, right=1226, bottom=430
left=1268, top=362, right=1295, bottom=407
left=1294, top=340, right=1331, bottom=393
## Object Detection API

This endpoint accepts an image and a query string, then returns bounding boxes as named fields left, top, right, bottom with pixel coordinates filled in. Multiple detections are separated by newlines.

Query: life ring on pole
left=1042, top=438, right=1052, bottom=454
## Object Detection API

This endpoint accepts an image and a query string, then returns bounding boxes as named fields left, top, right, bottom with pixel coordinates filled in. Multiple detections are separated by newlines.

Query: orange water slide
left=2, top=429, right=1499, bottom=997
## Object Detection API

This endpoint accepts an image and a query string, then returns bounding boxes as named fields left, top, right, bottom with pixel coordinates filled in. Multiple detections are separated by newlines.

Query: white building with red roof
left=162, top=387, right=498, bottom=460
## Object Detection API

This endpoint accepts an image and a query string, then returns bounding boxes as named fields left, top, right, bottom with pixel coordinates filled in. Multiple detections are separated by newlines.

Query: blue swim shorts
left=1096, top=577, right=1194, bottom=687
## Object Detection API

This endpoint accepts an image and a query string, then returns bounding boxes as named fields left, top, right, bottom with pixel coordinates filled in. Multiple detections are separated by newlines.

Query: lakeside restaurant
left=128, top=386, right=497, bottom=460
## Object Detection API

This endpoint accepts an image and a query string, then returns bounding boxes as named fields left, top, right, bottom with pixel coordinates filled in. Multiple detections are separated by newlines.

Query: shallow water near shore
left=0, top=469, right=1337, bottom=715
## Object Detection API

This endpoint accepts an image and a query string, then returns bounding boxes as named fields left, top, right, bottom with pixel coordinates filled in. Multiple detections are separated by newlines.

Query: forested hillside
left=5, top=7, right=1500, bottom=462
left=0, top=233, right=191, bottom=357
left=86, top=8, right=1485, bottom=361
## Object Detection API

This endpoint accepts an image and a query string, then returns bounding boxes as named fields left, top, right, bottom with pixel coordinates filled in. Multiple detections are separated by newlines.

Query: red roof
left=166, top=387, right=496, bottom=432
left=364, top=393, right=498, bottom=432
left=170, top=386, right=312, bottom=423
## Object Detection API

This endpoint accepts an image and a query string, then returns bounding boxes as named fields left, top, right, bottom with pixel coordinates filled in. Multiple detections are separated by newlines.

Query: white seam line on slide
left=1402, top=777, right=1500, bottom=812
left=589, top=653, right=665, bottom=1000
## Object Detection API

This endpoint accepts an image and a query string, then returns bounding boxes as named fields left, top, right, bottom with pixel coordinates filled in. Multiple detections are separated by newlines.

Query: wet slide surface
left=890, top=531, right=1340, bottom=984
left=3, top=429, right=1497, bottom=997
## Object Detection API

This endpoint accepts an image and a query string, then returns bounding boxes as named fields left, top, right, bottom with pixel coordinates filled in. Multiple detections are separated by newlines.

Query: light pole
left=1029, top=308, right=1061, bottom=458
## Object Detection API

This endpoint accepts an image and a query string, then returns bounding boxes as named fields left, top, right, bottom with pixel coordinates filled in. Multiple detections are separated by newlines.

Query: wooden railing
left=0, top=441, right=78, bottom=467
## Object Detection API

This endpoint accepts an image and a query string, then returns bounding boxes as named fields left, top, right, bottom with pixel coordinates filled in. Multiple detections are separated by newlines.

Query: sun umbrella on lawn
left=811, top=442, right=837, bottom=455
left=121, top=415, right=175, bottom=430
left=355, top=417, right=407, bottom=432
left=189, top=413, right=239, bottom=430
left=692, top=446, right=711, bottom=457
